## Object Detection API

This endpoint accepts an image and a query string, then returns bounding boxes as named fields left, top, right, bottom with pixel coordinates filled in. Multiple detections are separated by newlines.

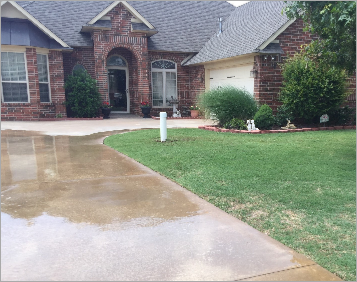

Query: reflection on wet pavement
left=1, top=130, right=341, bottom=281
left=1, top=130, right=198, bottom=226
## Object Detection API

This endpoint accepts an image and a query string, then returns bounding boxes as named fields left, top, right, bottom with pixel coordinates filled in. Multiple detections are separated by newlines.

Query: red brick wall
left=1, top=48, right=66, bottom=121
left=254, top=19, right=356, bottom=112
left=48, top=50, right=67, bottom=117
left=92, top=3, right=150, bottom=115
left=63, top=47, right=95, bottom=80
left=62, top=3, right=205, bottom=117
left=148, top=51, right=205, bottom=116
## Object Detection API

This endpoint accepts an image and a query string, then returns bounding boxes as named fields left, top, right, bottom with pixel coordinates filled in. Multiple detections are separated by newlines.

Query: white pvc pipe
left=160, top=112, right=167, bottom=142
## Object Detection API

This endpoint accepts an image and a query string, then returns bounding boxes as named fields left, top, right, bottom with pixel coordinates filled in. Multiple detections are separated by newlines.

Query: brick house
left=1, top=1, right=355, bottom=120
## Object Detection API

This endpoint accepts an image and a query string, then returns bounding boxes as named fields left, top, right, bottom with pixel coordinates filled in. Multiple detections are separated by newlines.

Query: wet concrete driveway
left=1, top=129, right=341, bottom=281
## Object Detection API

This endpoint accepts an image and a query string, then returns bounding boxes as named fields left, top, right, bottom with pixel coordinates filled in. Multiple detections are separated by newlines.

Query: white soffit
left=88, top=1, right=155, bottom=29
left=2, top=1, right=69, bottom=48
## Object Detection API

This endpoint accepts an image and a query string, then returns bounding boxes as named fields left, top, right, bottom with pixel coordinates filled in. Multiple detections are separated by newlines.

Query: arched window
left=151, top=60, right=177, bottom=107
left=72, top=64, right=86, bottom=74
left=107, top=55, right=127, bottom=67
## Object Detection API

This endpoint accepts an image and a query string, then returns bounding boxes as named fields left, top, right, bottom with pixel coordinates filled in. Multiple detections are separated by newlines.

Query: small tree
left=199, top=86, right=257, bottom=127
left=64, top=70, right=102, bottom=118
left=279, top=52, right=349, bottom=123
left=283, top=1, right=356, bottom=75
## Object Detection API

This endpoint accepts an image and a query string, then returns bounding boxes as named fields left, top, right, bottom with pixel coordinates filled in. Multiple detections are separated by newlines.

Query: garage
left=209, top=65, right=254, bottom=95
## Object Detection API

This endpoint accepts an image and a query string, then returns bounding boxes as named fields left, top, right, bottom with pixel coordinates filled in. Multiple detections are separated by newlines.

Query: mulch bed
left=199, top=125, right=355, bottom=134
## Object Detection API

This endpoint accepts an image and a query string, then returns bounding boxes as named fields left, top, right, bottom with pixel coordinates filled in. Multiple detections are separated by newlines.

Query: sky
left=227, top=1, right=249, bottom=7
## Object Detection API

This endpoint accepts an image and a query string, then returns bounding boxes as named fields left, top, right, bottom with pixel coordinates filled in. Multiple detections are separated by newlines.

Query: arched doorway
left=107, top=55, right=129, bottom=113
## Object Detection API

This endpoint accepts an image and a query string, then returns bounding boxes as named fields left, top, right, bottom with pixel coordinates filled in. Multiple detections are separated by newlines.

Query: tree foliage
left=284, top=1, right=356, bottom=74
left=64, top=70, right=102, bottom=118
left=279, top=52, right=349, bottom=122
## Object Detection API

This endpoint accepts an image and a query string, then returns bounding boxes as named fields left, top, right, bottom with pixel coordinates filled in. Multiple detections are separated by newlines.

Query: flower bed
left=151, top=116, right=202, bottom=120
left=198, top=125, right=356, bottom=133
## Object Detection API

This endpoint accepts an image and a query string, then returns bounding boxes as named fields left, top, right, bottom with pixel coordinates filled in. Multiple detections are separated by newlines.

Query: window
left=107, top=55, right=127, bottom=67
left=37, top=54, right=50, bottom=102
left=1, top=52, right=28, bottom=103
left=151, top=60, right=177, bottom=107
left=72, top=64, right=86, bottom=74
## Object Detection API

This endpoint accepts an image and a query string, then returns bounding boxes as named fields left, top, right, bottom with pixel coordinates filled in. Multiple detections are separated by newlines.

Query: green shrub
left=64, top=70, right=102, bottom=118
left=199, top=86, right=257, bottom=127
left=328, top=106, right=355, bottom=125
left=275, top=104, right=294, bottom=127
left=223, top=118, right=247, bottom=130
left=279, top=52, right=349, bottom=123
left=254, top=104, right=275, bottom=130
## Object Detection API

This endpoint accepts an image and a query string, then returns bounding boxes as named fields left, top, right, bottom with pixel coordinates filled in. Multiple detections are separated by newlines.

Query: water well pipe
left=160, top=112, right=167, bottom=142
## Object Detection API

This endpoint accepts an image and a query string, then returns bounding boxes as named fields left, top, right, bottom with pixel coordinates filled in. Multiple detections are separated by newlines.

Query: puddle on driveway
left=1, top=130, right=323, bottom=281
left=1, top=130, right=199, bottom=225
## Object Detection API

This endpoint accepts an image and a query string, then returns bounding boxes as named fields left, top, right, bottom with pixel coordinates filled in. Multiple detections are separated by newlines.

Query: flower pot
left=190, top=110, right=199, bottom=118
left=102, top=108, right=111, bottom=119
left=141, top=107, right=151, bottom=118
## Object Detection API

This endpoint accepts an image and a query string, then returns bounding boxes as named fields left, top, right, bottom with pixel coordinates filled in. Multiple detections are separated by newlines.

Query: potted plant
left=189, top=105, right=200, bottom=118
left=102, top=101, right=112, bottom=119
left=140, top=101, right=151, bottom=118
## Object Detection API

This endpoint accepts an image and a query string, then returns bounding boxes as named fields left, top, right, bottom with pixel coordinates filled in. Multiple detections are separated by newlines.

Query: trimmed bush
left=223, top=118, right=248, bottom=130
left=254, top=104, right=275, bottom=130
left=64, top=70, right=102, bottom=118
left=279, top=52, right=349, bottom=123
left=275, top=104, right=294, bottom=127
left=199, top=86, right=257, bottom=127
left=328, top=106, right=355, bottom=126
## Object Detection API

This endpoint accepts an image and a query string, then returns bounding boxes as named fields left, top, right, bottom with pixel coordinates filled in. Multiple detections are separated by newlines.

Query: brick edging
left=41, top=117, right=104, bottom=121
left=198, top=125, right=356, bottom=133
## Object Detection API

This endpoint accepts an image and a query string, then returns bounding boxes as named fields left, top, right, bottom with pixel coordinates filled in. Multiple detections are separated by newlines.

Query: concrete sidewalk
left=1, top=121, right=342, bottom=281
left=0, top=114, right=213, bottom=136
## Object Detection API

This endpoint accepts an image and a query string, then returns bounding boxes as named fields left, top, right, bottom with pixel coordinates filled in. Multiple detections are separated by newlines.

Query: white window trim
left=1, top=51, right=30, bottom=104
left=151, top=60, right=177, bottom=108
left=37, top=53, right=52, bottom=103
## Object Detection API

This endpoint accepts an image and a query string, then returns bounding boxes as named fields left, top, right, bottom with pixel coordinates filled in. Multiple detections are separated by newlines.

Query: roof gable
left=1, top=1, right=69, bottom=48
left=1, top=1, right=27, bottom=19
left=17, top=1, right=235, bottom=51
left=185, top=1, right=292, bottom=65
left=88, top=1, right=155, bottom=30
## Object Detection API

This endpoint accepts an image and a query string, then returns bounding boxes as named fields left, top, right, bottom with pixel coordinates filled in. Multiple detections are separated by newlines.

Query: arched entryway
left=107, top=55, right=129, bottom=113
left=105, top=47, right=143, bottom=114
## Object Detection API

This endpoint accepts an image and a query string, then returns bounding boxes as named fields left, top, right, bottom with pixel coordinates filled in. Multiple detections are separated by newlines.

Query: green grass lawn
left=105, top=129, right=356, bottom=281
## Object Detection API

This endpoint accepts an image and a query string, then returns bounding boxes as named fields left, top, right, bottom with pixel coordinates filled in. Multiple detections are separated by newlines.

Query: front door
left=108, top=69, right=128, bottom=112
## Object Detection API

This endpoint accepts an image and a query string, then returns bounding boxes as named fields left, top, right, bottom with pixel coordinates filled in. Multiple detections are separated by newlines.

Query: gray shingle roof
left=16, top=1, right=34, bottom=8
left=18, top=1, right=235, bottom=51
left=85, top=20, right=112, bottom=29
left=260, top=43, right=284, bottom=54
left=128, top=1, right=235, bottom=52
left=20, top=1, right=114, bottom=47
left=132, top=22, right=152, bottom=31
left=184, top=1, right=289, bottom=65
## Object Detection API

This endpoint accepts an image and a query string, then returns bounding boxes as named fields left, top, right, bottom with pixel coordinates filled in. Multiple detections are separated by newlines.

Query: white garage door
left=209, top=65, right=254, bottom=95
